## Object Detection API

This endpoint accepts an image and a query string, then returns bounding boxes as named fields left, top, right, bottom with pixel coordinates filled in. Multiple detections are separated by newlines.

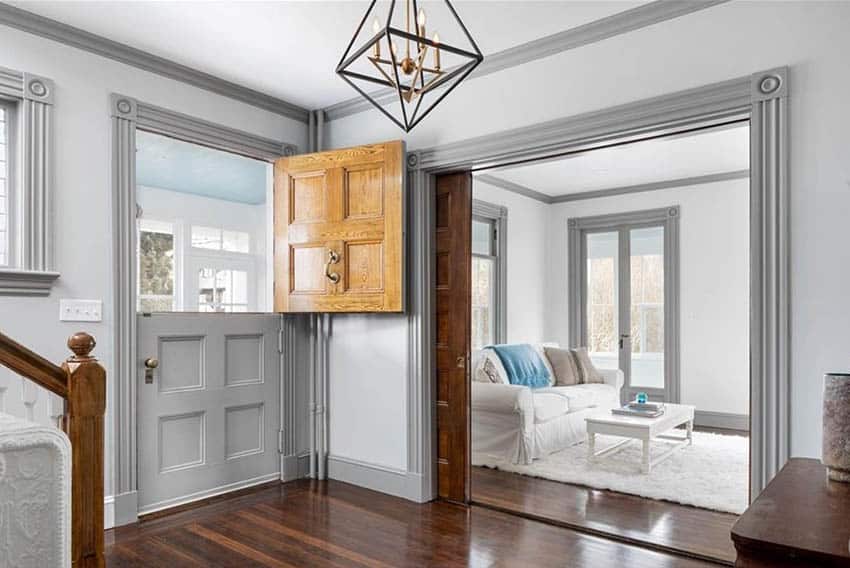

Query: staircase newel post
left=62, top=332, right=106, bottom=568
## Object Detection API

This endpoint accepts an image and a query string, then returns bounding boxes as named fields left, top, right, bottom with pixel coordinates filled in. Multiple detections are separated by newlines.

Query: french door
left=570, top=207, right=680, bottom=404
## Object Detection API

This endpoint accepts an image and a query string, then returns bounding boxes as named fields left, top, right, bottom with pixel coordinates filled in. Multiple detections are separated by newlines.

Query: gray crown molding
left=0, top=3, right=310, bottom=122
left=475, top=174, right=553, bottom=204
left=110, top=96, right=296, bottom=524
left=322, top=0, right=730, bottom=121
left=550, top=169, right=750, bottom=203
left=409, top=67, right=789, bottom=501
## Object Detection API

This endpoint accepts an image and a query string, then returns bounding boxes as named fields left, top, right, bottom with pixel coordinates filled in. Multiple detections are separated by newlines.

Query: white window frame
left=0, top=66, right=58, bottom=295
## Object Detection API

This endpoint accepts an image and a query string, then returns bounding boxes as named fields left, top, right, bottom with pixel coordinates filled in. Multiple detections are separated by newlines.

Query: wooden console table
left=732, top=458, right=850, bottom=567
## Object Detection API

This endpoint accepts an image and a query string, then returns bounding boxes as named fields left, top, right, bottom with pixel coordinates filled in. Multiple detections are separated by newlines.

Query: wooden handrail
left=0, top=330, right=105, bottom=568
left=0, top=331, right=68, bottom=397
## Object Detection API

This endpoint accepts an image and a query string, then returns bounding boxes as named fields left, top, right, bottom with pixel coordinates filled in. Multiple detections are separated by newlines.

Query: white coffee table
left=585, top=403, right=695, bottom=474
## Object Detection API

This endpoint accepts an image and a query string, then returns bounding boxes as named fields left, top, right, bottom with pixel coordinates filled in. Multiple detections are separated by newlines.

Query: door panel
left=434, top=172, right=471, bottom=503
left=274, top=141, right=404, bottom=313
left=138, top=313, right=280, bottom=514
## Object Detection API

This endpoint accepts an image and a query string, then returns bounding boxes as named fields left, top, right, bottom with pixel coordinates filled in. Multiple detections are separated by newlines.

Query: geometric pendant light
left=337, top=0, right=484, bottom=132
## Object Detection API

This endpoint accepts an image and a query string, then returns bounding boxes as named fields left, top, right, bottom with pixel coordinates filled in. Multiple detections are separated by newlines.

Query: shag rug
left=473, top=431, right=748, bottom=514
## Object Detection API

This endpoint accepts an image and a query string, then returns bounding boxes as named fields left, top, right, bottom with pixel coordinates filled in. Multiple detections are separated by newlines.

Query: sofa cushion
left=544, top=346, right=581, bottom=386
left=473, top=349, right=510, bottom=384
left=572, top=347, right=605, bottom=384
left=532, top=392, right=570, bottom=423
left=537, top=383, right=619, bottom=412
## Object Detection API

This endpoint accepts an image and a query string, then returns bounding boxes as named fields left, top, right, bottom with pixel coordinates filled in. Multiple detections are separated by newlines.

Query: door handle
left=325, top=249, right=340, bottom=283
left=144, top=357, right=159, bottom=384
left=619, top=334, right=630, bottom=349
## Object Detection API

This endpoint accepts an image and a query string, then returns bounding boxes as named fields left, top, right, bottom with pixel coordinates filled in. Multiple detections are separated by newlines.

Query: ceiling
left=136, top=130, right=269, bottom=205
left=8, top=1, right=645, bottom=109
left=480, top=123, right=750, bottom=197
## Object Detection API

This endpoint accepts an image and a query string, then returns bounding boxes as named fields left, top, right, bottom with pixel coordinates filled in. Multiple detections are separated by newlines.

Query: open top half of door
left=273, top=141, right=405, bottom=313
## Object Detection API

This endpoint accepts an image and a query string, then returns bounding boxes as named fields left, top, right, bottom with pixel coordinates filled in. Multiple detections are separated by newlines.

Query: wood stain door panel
left=435, top=172, right=472, bottom=503
left=274, top=141, right=404, bottom=313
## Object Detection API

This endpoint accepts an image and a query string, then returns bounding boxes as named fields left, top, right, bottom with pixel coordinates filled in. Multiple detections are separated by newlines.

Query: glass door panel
left=586, top=231, right=619, bottom=370
left=629, top=227, right=665, bottom=389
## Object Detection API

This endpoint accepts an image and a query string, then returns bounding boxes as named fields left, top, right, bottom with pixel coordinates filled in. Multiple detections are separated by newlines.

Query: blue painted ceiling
left=136, top=130, right=269, bottom=205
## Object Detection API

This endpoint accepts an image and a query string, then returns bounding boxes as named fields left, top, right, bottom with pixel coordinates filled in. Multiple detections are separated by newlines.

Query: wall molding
left=0, top=269, right=59, bottom=295
left=0, top=3, right=310, bottom=122
left=111, top=95, right=295, bottom=525
left=138, top=471, right=281, bottom=516
left=475, top=174, right=552, bottom=204
left=328, top=455, right=427, bottom=502
left=694, top=410, right=749, bottom=432
left=409, top=67, right=789, bottom=501
left=323, top=0, right=730, bottom=121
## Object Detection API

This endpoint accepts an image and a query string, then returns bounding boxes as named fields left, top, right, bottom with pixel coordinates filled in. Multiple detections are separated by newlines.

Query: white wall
left=547, top=179, right=750, bottom=416
left=0, top=25, right=307, bottom=512
left=473, top=179, right=549, bottom=345
left=326, top=0, right=850, bottom=476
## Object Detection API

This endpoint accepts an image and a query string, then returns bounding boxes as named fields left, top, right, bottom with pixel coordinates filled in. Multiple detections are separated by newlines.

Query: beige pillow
left=544, top=347, right=581, bottom=386
left=474, top=357, right=501, bottom=383
left=571, top=347, right=605, bottom=384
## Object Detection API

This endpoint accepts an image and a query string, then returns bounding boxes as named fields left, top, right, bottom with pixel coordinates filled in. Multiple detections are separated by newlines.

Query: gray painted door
left=137, top=313, right=281, bottom=514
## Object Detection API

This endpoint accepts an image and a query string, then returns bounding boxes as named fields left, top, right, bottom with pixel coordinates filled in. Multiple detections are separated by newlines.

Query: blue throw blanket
left=488, top=344, right=551, bottom=388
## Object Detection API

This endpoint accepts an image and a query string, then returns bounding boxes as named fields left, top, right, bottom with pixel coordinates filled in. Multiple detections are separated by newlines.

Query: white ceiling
left=481, top=123, right=750, bottom=197
left=9, top=0, right=645, bottom=109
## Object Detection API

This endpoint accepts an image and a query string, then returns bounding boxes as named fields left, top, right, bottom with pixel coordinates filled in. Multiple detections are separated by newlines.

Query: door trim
left=567, top=206, right=681, bottom=404
left=410, top=67, right=788, bottom=503
left=110, top=94, right=298, bottom=525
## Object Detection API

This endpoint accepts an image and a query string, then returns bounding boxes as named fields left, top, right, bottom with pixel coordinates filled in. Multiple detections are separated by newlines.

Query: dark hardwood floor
left=106, top=479, right=722, bottom=567
left=472, top=466, right=738, bottom=565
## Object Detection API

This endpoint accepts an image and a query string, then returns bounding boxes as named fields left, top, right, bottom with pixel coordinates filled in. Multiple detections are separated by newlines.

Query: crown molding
left=475, top=174, right=553, bottom=204
left=0, top=3, right=310, bottom=123
left=323, top=0, right=731, bottom=122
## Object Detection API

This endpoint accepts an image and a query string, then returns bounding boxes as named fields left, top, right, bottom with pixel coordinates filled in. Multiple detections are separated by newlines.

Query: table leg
left=642, top=439, right=651, bottom=474
left=687, top=419, right=693, bottom=445
left=587, top=432, right=596, bottom=462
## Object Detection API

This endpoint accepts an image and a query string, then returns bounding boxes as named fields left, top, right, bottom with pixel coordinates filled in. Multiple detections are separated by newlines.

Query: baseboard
left=694, top=410, right=749, bottom=432
left=282, top=452, right=311, bottom=481
left=104, top=495, right=115, bottom=529
left=138, top=471, right=280, bottom=516
left=113, top=490, right=138, bottom=527
left=328, top=455, right=426, bottom=503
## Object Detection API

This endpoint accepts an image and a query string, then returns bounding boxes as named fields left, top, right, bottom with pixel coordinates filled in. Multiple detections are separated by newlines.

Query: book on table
left=612, top=404, right=666, bottom=418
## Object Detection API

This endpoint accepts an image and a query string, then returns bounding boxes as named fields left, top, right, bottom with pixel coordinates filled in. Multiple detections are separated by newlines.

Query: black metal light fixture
left=337, top=0, right=484, bottom=132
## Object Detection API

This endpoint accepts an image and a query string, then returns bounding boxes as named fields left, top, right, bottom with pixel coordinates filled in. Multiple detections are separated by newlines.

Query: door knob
left=144, top=357, right=159, bottom=384
left=325, top=249, right=340, bottom=283
left=619, top=334, right=630, bottom=349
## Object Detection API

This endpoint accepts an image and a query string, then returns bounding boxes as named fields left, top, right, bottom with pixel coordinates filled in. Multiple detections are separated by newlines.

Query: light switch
left=60, top=299, right=103, bottom=322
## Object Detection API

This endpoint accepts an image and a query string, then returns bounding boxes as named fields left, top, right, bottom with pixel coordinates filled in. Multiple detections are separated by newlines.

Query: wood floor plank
left=472, top=465, right=737, bottom=564
left=106, top=479, right=723, bottom=567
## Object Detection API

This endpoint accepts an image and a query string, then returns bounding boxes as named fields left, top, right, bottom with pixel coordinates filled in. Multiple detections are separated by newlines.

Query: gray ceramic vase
left=823, top=373, right=850, bottom=482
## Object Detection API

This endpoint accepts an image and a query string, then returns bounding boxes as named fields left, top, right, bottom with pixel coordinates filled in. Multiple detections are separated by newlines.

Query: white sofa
left=471, top=346, right=623, bottom=465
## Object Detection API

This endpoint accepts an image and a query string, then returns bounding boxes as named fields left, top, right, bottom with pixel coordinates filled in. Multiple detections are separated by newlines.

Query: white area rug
left=473, top=431, right=748, bottom=514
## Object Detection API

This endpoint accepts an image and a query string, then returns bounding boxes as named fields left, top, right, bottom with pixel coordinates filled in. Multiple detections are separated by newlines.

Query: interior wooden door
left=274, top=141, right=404, bottom=313
left=434, top=171, right=472, bottom=503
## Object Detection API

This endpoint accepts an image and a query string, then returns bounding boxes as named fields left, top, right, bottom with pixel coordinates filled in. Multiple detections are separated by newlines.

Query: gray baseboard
left=694, top=410, right=749, bottom=432
left=282, top=452, right=311, bottom=482
left=328, top=455, right=427, bottom=503
left=113, top=490, right=139, bottom=527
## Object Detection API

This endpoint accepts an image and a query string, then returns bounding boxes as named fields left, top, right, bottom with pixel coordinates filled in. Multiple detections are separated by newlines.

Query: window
left=191, top=225, right=250, bottom=253
left=198, top=268, right=248, bottom=312
left=471, top=201, right=507, bottom=351
left=137, top=220, right=175, bottom=312
left=0, top=104, right=9, bottom=266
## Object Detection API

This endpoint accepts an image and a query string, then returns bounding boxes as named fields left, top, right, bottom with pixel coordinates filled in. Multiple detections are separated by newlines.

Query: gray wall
left=325, top=1, right=850, bottom=484
left=0, top=24, right=308, bottom=519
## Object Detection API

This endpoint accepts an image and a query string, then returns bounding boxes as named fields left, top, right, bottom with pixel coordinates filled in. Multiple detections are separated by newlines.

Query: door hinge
left=277, top=327, right=284, bottom=354
left=278, top=429, right=285, bottom=454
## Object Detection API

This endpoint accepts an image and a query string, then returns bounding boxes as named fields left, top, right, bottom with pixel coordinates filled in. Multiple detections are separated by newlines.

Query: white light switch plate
left=60, top=299, right=103, bottom=322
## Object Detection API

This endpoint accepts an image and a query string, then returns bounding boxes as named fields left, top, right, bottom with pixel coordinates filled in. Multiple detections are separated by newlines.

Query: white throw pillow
left=474, top=348, right=510, bottom=385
